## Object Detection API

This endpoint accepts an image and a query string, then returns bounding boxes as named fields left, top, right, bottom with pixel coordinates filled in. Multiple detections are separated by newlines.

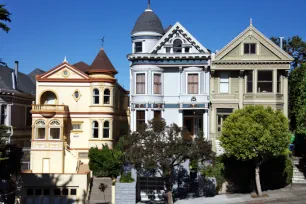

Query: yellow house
left=21, top=48, right=129, bottom=203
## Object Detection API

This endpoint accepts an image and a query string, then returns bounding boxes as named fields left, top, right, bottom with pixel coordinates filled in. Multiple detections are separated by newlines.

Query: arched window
left=35, top=120, right=46, bottom=139
left=49, top=120, right=61, bottom=140
left=41, top=91, right=57, bottom=105
left=104, top=89, right=110, bottom=104
left=103, top=121, right=110, bottom=138
left=92, top=121, right=99, bottom=139
left=173, top=39, right=182, bottom=53
left=93, top=89, right=100, bottom=104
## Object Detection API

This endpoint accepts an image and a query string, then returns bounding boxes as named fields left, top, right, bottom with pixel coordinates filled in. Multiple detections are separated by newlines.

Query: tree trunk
left=167, top=191, right=173, bottom=204
left=255, top=165, right=263, bottom=197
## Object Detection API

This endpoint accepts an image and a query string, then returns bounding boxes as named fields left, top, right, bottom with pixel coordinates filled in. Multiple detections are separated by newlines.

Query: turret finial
left=63, top=56, right=68, bottom=63
left=145, top=0, right=152, bottom=11
left=250, top=18, right=253, bottom=26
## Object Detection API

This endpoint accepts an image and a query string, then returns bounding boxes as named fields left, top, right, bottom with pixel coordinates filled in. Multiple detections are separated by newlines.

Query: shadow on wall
left=17, top=173, right=88, bottom=204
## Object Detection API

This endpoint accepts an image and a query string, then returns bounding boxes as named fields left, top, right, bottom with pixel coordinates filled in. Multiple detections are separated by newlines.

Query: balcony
left=244, top=93, right=284, bottom=101
left=31, top=104, right=69, bottom=117
left=31, top=140, right=64, bottom=150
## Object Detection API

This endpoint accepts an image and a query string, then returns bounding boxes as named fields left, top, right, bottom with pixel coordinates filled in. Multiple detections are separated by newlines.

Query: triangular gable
left=215, top=25, right=294, bottom=61
left=149, top=22, right=209, bottom=54
left=38, top=62, right=89, bottom=80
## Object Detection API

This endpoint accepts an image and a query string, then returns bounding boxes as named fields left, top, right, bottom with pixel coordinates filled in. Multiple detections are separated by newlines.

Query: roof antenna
left=99, top=36, right=105, bottom=50
left=250, top=18, right=253, bottom=26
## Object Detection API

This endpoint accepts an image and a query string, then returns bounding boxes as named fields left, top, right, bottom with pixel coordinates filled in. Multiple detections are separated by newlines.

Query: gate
left=136, top=177, right=166, bottom=202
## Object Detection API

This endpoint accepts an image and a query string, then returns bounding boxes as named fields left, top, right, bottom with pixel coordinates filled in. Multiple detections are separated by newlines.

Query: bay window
left=257, top=71, right=272, bottom=93
left=153, top=73, right=162, bottom=94
left=49, top=120, right=60, bottom=140
left=35, top=120, right=46, bottom=140
left=136, top=73, right=145, bottom=94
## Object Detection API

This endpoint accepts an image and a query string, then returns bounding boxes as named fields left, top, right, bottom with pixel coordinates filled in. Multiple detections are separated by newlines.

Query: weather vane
left=100, top=36, right=105, bottom=48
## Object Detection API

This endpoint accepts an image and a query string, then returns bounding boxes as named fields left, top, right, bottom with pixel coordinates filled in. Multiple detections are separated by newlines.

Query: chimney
left=14, top=61, right=19, bottom=88
left=279, top=37, right=284, bottom=49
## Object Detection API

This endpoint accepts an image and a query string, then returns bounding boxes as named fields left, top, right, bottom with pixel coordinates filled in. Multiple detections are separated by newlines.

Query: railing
left=31, top=141, right=64, bottom=150
left=211, top=93, right=238, bottom=100
left=65, top=143, right=82, bottom=173
left=244, top=93, right=284, bottom=100
left=31, top=104, right=69, bottom=112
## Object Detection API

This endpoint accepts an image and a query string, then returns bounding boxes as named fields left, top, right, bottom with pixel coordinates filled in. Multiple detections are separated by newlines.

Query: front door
left=42, top=158, right=50, bottom=173
left=184, top=117, right=194, bottom=137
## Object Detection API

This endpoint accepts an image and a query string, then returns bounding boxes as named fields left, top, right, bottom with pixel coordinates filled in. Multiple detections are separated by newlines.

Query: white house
left=128, top=2, right=211, bottom=139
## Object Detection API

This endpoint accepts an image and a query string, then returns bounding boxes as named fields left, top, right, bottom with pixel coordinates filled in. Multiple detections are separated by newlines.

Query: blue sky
left=1, top=0, right=305, bottom=89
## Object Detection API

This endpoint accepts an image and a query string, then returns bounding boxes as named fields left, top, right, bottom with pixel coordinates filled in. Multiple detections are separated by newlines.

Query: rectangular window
left=50, top=128, right=60, bottom=140
left=216, top=108, right=233, bottom=138
left=136, top=110, right=145, bottom=131
left=70, top=189, right=77, bottom=196
left=35, top=128, right=46, bottom=139
left=153, top=73, right=162, bottom=94
left=185, top=47, right=190, bottom=53
left=258, top=71, right=273, bottom=93
left=136, top=73, right=145, bottom=94
left=135, top=42, right=142, bottom=53
left=244, top=43, right=256, bottom=54
left=54, top=188, right=61, bottom=196
left=1, top=105, right=7, bottom=125
left=26, top=107, right=32, bottom=127
left=166, top=47, right=171, bottom=53
left=154, top=111, right=161, bottom=120
left=219, top=72, right=229, bottom=93
left=246, top=71, right=253, bottom=93
left=78, top=152, right=88, bottom=159
left=62, top=189, right=69, bottom=196
left=72, top=123, right=82, bottom=131
left=277, top=71, right=281, bottom=93
left=187, top=74, right=199, bottom=94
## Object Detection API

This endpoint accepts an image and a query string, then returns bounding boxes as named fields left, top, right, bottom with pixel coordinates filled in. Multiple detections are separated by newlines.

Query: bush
left=119, top=172, right=135, bottom=183
left=201, top=157, right=225, bottom=191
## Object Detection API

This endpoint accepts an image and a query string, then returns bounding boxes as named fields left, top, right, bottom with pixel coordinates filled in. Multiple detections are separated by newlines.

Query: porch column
left=254, top=69, right=257, bottom=93
left=239, top=70, right=244, bottom=109
left=7, top=104, right=12, bottom=126
left=273, top=69, right=277, bottom=94
left=283, top=71, right=289, bottom=117
left=179, top=67, right=183, bottom=94
left=131, top=110, right=136, bottom=132
left=203, top=109, right=208, bottom=140
left=178, top=110, right=183, bottom=128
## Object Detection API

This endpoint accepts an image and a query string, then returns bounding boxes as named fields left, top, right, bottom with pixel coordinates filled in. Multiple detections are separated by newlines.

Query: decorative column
left=254, top=69, right=257, bottom=93
left=179, top=67, right=183, bottom=94
left=273, top=69, right=277, bottom=94
left=210, top=70, right=215, bottom=96
left=178, top=109, right=183, bottom=128
left=239, top=70, right=244, bottom=109
left=7, top=104, right=12, bottom=126
left=203, top=109, right=208, bottom=140
left=283, top=71, right=289, bottom=117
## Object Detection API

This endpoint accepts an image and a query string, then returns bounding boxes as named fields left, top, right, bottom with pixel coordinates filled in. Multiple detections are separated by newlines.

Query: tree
left=271, top=36, right=306, bottom=69
left=288, top=63, right=306, bottom=134
left=88, top=142, right=124, bottom=179
left=124, top=118, right=214, bottom=204
left=0, top=4, right=11, bottom=33
left=220, top=106, right=290, bottom=196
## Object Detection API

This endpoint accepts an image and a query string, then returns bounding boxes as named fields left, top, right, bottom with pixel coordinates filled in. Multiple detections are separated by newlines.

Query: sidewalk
left=175, top=186, right=306, bottom=204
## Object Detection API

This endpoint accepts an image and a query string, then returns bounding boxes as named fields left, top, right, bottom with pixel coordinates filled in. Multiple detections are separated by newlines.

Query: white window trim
left=135, top=72, right=147, bottom=95
left=152, top=72, right=163, bottom=95
left=49, top=127, right=61, bottom=141
left=102, top=120, right=111, bottom=139
left=186, top=72, right=200, bottom=95
left=103, top=88, right=112, bottom=106
left=91, top=120, right=100, bottom=140
left=133, top=40, right=145, bottom=53
left=92, top=88, right=100, bottom=105
left=34, top=120, right=46, bottom=140
left=219, top=71, right=230, bottom=94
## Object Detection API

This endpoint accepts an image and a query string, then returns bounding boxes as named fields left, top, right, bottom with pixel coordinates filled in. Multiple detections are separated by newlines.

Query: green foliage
left=88, top=144, right=124, bottom=179
left=0, top=4, right=11, bottom=33
left=284, top=157, right=293, bottom=185
left=220, top=105, right=291, bottom=162
left=271, top=36, right=306, bottom=69
left=288, top=63, right=306, bottom=135
left=201, top=157, right=225, bottom=191
left=119, top=172, right=135, bottom=183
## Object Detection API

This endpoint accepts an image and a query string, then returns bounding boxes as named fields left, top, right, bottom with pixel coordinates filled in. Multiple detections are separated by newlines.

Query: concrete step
left=292, top=179, right=306, bottom=183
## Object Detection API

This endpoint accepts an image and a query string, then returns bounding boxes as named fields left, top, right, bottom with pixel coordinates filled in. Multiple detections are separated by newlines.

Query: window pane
left=36, top=128, right=45, bottom=139
left=72, top=124, right=81, bottom=130
left=103, top=129, right=109, bottom=138
left=247, top=71, right=253, bottom=93
left=43, top=189, right=50, bottom=195
left=185, top=47, right=190, bottom=53
left=35, top=189, right=42, bottom=195
left=136, top=74, right=145, bottom=94
left=258, top=71, right=272, bottom=92
left=277, top=71, right=281, bottom=93
left=50, top=128, right=60, bottom=139
left=166, top=47, right=171, bottom=53
left=220, top=72, right=229, bottom=82
left=154, top=111, right=161, bottom=119
left=62, top=189, right=69, bottom=195
left=220, top=83, right=229, bottom=93
left=78, top=152, right=88, bottom=159
left=104, top=121, right=109, bottom=127
left=54, top=188, right=61, bottom=196
left=136, top=110, right=145, bottom=131
left=104, top=96, right=110, bottom=104
left=93, top=129, right=99, bottom=138
left=173, top=39, right=182, bottom=53
left=70, top=189, right=77, bottom=195
left=244, top=44, right=249, bottom=54
left=135, top=42, right=142, bottom=53
left=188, top=74, right=198, bottom=94
left=154, top=74, right=161, bottom=94
left=250, top=44, right=256, bottom=54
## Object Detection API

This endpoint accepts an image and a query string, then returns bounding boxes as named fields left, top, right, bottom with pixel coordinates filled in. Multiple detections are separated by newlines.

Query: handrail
left=65, top=143, right=82, bottom=173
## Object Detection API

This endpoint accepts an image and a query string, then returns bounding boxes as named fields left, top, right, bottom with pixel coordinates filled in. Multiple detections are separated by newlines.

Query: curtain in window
left=154, top=74, right=161, bottom=94
left=136, top=74, right=145, bottom=94
left=188, top=74, right=198, bottom=94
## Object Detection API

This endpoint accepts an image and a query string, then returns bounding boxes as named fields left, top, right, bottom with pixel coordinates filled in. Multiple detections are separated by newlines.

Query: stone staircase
left=292, top=157, right=306, bottom=186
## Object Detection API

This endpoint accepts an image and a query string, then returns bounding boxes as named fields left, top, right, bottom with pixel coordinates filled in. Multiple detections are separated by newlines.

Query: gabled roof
left=73, top=61, right=90, bottom=72
left=149, top=22, right=209, bottom=54
left=87, top=49, right=118, bottom=74
left=215, top=24, right=294, bottom=61
left=0, top=65, right=42, bottom=95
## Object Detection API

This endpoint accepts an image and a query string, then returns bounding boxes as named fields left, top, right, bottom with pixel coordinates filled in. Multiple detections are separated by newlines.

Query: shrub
left=119, top=172, right=135, bottom=183
left=201, top=157, right=225, bottom=191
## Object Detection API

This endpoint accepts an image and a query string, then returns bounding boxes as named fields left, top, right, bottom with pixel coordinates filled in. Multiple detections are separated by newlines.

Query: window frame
left=277, top=70, right=282, bottom=94
left=246, top=71, right=253, bottom=93
left=49, top=120, right=61, bottom=140
left=134, top=41, right=143, bottom=53
left=103, top=88, right=111, bottom=105
left=92, top=88, right=100, bottom=105
left=34, top=120, right=46, bottom=140
left=186, top=72, right=200, bottom=95
left=92, top=121, right=99, bottom=139
left=71, top=121, right=83, bottom=133
left=257, top=70, right=273, bottom=93
left=219, top=71, right=230, bottom=94
left=103, top=120, right=110, bottom=139
left=244, top=43, right=256, bottom=54
left=135, top=72, right=146, bottom=95
left=136, top=110, right=146, bottom=132
left=173, top=39, right=183, bottom=53
left=152, top=72, right=162, bottom=95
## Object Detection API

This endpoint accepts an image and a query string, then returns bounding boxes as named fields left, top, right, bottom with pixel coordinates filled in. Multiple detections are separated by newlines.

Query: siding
left=230, top=71, right=239, bottom=94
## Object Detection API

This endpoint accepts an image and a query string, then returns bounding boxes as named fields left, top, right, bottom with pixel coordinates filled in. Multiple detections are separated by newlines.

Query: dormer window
left=135, top=42, right=142, bottom=53
left=185, top=47, right=190, bottom=53
left=244, top=43, right=256, bottom=54
left=173, top=39, right=182, bottom=53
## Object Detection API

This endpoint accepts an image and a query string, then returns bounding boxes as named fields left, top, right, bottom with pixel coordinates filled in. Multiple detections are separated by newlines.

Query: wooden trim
left=37, top=78, right=117, bottom=83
